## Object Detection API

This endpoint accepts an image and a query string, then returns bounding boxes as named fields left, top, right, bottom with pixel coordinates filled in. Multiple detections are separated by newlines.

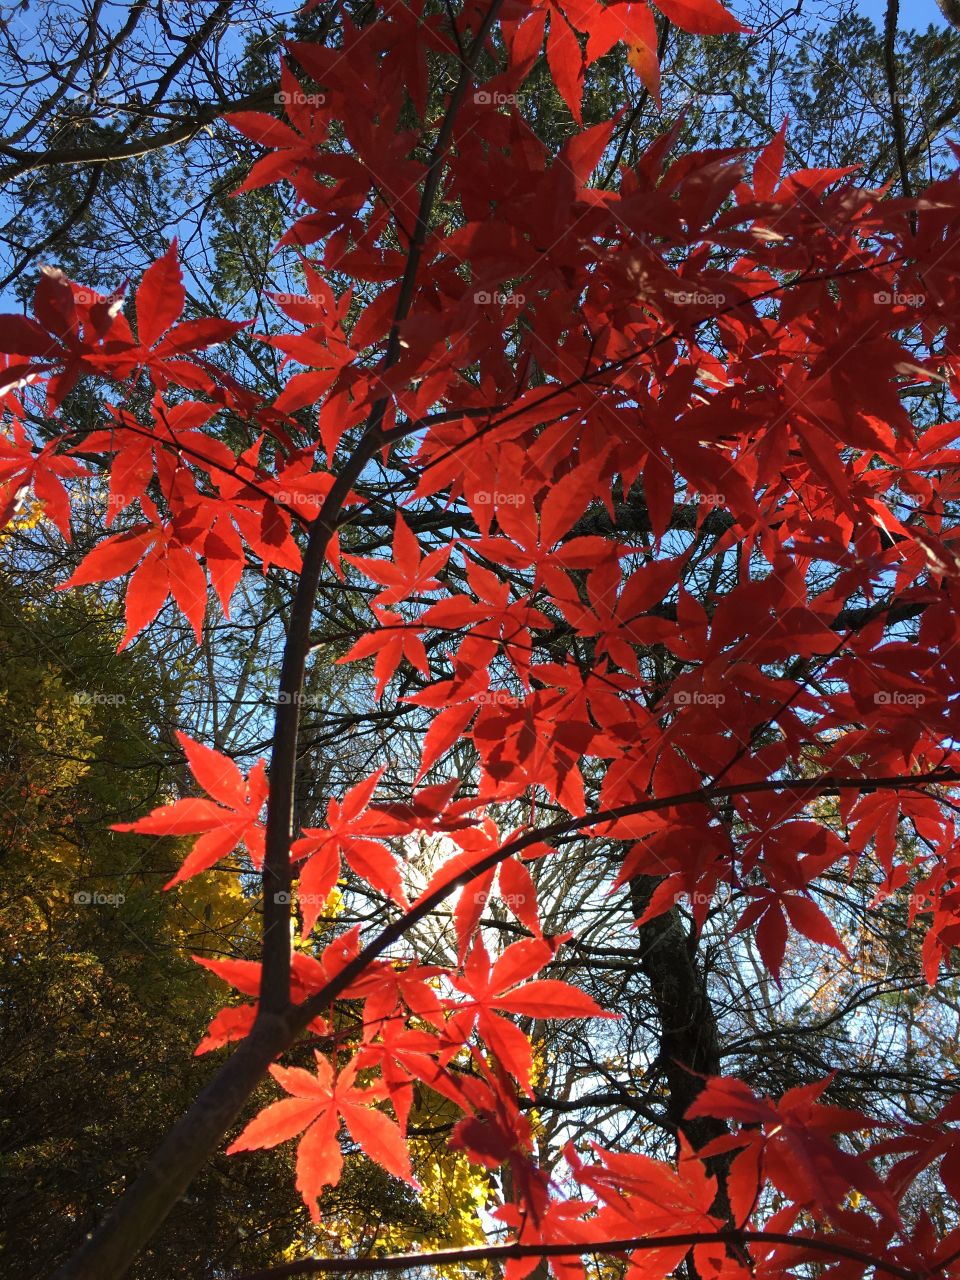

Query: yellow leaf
left=627, top=40, right=661, bottom=109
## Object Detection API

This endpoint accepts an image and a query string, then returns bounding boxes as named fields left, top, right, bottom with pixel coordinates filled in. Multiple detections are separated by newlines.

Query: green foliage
left=0, top=572, right=302, bottom=1279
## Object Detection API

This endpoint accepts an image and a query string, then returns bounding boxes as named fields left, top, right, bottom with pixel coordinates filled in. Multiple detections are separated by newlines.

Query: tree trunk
left=630, top=876, right=725, bottom=1147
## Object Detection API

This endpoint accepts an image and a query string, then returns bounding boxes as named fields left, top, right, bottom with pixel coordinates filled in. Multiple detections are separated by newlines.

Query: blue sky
left=856, top=0, right=946, bottom=28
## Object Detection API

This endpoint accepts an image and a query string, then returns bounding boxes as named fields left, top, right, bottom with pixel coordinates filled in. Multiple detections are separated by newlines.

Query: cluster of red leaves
left=113, top=732, right=268, bottom=886
left=9, top=0, right=960, bottom=1275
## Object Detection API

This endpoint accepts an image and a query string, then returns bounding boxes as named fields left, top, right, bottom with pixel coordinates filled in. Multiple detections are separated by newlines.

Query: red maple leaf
left=291, top=768, right=409, bottom=935
left=421, top=561, right=549, bottom=685
left=690, top=1075, right=899, bottom=1223
left=447, top=937, right=615, bottom=1092
left=337, top=607, right=431, bottom=698
left=0, top=416, right=88, bottom=538
left=344, top=513, right=450, bottom=606
left=113, top=732, right=267, bottom=887
left=227, top=1051, right=417, bottom=1220
left=193, top=929, right=372, bottom=1054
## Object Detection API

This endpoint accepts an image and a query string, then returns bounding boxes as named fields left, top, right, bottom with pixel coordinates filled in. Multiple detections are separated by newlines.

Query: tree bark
left=629, top=876, right=726, bottom=1150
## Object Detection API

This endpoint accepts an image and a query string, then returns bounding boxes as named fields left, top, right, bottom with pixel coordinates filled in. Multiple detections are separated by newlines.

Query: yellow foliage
left=0, top=493, right=43, bottom=536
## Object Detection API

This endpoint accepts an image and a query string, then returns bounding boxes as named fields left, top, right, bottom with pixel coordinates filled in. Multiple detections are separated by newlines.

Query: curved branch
left=230, top=1231, right=924, bottom=1280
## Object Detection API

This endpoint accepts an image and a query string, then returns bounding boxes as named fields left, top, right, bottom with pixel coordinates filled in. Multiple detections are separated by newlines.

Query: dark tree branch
left=0, top=87, right=278, bottom=179
left=883, top=0, right=916, bottom=229
left=229, top=1231, right=925, bottom=1280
